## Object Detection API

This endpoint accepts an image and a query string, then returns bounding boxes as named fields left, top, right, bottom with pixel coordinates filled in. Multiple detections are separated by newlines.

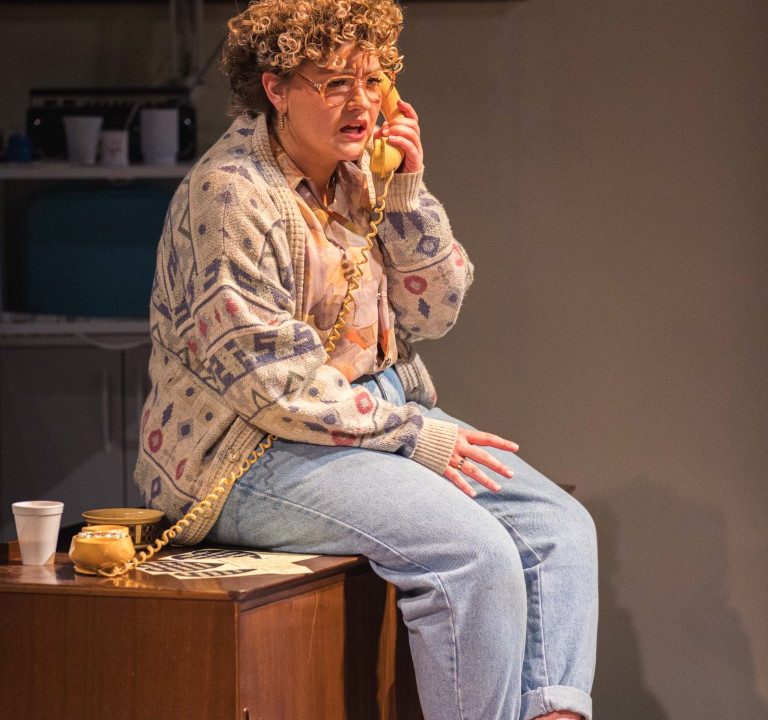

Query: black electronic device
left=26, top=86, right=196, bottom=162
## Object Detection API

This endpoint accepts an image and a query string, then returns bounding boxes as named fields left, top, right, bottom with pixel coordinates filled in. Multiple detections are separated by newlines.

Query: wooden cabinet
left=0, top=549, right=424, bottom=720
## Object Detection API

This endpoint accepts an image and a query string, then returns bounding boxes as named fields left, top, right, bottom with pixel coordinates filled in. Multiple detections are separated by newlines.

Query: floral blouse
left=269, top=133, right=398, bottom=382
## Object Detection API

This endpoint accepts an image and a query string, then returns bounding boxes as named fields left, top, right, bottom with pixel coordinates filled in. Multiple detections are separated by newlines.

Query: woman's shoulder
left=186, top=113, right=285, bottom=200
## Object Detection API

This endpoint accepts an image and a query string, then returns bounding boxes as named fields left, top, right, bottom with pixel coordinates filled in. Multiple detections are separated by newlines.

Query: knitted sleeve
left=183, top=168, right=458, bottom=475
left=372, top=168, right=474, bottom=341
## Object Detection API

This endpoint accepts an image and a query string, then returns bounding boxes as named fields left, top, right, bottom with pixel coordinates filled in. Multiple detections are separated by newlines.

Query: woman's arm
left=182, top=167, right=458, bottom=475
left=370, top=101, right=474, bottom=341
left=375, top=172, right=474, bottom=340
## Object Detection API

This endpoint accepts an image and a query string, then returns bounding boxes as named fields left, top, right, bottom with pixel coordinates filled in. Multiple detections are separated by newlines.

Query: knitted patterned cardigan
left=133, top=112, right=474, bottom=544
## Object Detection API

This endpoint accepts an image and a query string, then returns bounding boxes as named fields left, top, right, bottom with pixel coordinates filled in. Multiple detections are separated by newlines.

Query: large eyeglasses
left=291, top=70, right=396, bottom=108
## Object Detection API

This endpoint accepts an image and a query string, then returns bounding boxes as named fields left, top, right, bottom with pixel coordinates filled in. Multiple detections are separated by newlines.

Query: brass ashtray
left=81, top=508, right=164, bottom=549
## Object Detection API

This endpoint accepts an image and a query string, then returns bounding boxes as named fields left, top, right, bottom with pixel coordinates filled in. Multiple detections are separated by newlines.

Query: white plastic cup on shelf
left=140, top=108, right=179, bottom=165
left=12, top=500, right=64, bottom=565
left=99, top=129, right=130, bottom=167
left=63, top=115, right=104, bottom=165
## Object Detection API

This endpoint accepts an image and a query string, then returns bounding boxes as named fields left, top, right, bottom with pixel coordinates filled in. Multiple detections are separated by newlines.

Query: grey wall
left=1, top=2, right=766, bottom=717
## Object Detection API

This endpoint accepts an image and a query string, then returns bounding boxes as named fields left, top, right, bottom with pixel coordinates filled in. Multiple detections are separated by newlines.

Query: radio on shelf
left=26, top=86, right=196, bottom=163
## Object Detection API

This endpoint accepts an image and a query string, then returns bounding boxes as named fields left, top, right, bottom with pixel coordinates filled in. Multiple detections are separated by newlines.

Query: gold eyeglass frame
left=290, top=69, right=396, bottom=107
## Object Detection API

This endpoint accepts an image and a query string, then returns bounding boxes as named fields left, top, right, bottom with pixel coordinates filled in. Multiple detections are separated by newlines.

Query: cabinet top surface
left=0, top=548, right=369, bottom=603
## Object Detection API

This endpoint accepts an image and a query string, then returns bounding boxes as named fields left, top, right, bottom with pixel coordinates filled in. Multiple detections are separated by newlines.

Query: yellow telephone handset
left=369, top=74, right=405, bottom=177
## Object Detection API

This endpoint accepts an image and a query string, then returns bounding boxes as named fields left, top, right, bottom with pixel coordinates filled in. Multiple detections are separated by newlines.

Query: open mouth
left=340, top=121, right=367, bottom=138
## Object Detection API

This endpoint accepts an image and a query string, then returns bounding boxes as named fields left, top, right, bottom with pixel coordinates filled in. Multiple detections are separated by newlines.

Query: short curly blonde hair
left=222, top=0, right=405, bottom=118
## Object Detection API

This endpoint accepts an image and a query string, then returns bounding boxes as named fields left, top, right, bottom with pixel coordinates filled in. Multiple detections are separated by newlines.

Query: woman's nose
left=346, top=82, right=375, bottom=110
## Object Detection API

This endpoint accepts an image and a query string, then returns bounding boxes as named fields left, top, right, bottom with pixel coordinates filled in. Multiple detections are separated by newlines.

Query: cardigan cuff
left=411, top=416, right=458, bottom=476
left=373, top=166, right=424, bottom=212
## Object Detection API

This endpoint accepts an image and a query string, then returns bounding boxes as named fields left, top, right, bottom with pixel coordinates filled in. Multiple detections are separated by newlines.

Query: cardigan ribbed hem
left=373, top=166, right=424, bottom=212
left=412, top=417, right=458, bottom=476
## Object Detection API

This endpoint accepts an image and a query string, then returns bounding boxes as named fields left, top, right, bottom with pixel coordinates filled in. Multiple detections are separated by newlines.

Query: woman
left=134, top=1, right=597, bottom=718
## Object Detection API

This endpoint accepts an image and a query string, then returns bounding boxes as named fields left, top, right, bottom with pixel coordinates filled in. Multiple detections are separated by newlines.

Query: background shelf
left=0, top=161, right=193, bottom=181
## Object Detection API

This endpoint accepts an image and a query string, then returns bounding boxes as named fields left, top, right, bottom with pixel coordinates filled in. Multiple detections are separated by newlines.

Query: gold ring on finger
left=456, top=457, right=467, bottom=472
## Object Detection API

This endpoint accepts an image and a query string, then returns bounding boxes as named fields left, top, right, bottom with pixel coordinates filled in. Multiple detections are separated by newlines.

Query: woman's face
left=272, top=44, right=384, bottom=177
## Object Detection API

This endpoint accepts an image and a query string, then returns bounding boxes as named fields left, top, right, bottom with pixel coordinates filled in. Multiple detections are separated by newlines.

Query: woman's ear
left=262, top=71, right=288, bottom=114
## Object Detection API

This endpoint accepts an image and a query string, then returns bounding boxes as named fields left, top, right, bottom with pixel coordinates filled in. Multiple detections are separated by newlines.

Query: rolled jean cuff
left=520, top=685, right=593, bottom=720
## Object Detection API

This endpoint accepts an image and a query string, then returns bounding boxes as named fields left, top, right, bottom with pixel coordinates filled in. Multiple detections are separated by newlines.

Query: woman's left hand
left=373, top=99, right=424, bottom=173
left=443, top=428, right=519, bottom=498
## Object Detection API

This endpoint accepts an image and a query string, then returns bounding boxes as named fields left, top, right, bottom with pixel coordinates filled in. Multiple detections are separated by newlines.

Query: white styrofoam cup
left=140, top=108, right=179, bottom=165
left=63, top=115, right=104, bottom=165
left=12, top=500, right=64, bottom=565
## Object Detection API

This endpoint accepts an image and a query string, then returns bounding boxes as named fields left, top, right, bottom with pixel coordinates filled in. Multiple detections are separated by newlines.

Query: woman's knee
left=556, top=491, right=598, bottom=567
left=389, top=493, right=525, bottom=580
left=476, top=522, right=529, bottom=605
left=443, top=510, right=527, bottom=594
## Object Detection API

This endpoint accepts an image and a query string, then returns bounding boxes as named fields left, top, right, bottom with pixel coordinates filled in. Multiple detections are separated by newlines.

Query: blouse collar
left=268, top=131, right=371, bottom=208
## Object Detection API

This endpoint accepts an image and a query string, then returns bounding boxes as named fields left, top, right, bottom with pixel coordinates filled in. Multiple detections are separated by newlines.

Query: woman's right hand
left=443, top=428, right=519, bottom=498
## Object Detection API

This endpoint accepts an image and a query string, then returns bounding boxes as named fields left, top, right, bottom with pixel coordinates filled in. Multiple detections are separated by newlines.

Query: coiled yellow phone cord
left=97, top=168, right=396, bottom=577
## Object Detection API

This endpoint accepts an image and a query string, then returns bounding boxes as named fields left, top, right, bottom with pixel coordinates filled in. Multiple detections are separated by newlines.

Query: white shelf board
left=0, top=315, right=149, bottom=336
left=0, top=161, right=194, bottom=181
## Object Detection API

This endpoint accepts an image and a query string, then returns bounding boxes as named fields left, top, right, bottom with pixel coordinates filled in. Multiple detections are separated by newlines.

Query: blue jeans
left=209, top=367, right=598, bottom=720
